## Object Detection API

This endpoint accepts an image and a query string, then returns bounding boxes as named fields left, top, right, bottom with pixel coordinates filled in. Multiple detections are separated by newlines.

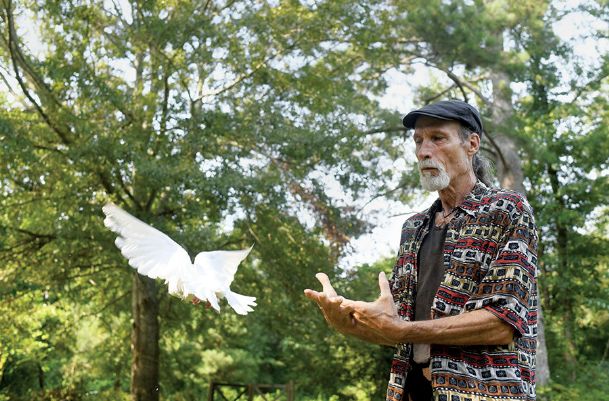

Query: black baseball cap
left=402, top=100, right=484, bottom=137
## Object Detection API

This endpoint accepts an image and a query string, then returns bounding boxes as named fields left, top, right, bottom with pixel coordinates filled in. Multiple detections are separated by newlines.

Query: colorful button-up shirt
left=387, top=181, right=538, bottom=401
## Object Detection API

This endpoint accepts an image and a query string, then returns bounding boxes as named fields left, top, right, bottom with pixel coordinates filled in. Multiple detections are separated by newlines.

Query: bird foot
left=191, top=296, right=212, bottom=308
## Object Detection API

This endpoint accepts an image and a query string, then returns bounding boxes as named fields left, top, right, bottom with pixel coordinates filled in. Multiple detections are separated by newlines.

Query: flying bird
left=102, top=203, right=256, bottom=315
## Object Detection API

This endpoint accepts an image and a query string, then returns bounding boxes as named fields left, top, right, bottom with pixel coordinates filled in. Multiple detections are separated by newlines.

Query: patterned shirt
left=386, top=181, right=538, bottom=401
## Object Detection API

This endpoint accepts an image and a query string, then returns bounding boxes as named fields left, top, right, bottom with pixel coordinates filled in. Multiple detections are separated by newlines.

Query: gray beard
left=420, top=170, right=450, bottom=191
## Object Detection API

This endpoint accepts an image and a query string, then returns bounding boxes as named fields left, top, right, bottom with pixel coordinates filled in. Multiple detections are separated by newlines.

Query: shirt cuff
left=483, top=304, right=528, bottom=337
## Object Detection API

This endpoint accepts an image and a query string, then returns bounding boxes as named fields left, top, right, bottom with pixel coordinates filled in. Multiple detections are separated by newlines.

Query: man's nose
left=416, top=140, right=433, bottom=160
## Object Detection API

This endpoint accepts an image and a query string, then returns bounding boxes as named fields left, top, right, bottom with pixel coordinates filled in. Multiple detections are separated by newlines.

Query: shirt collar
left=427, top=180, right=489, bottom=219
left=460, top=180, right=489, bottom=216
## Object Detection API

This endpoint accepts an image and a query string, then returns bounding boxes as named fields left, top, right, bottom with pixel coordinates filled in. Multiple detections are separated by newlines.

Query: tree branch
left=356, top=181, right=411, bottom=213
left=193, top=52, right=280, bottom=102
left=80, top=290, right=130, bottom=319
left=116, top=170, right=140, bottom=208
left=1, top=0, right=72, bottom=144
left=444, top=69, right=492, bottom=106
left=422, top=84, right=457, bottom=104
left=3, top=225, right=55, bottom=240
left=445, top=70, right=469, bottom=101
left=362, top=126, right=408, bottom=136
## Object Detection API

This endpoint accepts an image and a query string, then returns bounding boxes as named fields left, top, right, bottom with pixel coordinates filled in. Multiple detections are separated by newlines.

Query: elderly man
left=305, top=100, right=538, bottom=401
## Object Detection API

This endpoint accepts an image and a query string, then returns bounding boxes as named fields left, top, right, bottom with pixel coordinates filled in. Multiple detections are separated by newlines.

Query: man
left=305, top=100, right=538, bottom=401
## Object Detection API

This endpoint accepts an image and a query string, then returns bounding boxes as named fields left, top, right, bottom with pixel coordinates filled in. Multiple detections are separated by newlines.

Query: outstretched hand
left=340, top=272, right=401, bottom=345
left=304, top=273, right=355, bottom=334
left=304, top=272, right=398, bottom=345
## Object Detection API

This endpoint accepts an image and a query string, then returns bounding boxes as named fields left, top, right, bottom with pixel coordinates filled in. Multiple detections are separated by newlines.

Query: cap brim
left=402, top=111, right=452, bottom=129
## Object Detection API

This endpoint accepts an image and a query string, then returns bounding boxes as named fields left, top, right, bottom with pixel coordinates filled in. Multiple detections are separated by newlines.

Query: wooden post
left=287, top=381, right=294, bottom=401
left=207, top=382, right=215, bottom=401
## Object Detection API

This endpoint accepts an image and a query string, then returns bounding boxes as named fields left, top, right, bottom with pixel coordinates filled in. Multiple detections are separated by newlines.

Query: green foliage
left=537, top=362, right=609, bottom=401
left=0, top=0, right=405, bottom=399
left=513, top=2, right=609, bottom=375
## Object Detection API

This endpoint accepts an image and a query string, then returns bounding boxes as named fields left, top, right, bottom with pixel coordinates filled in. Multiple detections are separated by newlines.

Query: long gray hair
left=458, top=126, right=494, bottom=187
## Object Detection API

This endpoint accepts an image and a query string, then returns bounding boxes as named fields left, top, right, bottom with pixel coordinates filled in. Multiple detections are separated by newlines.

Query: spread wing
left=192, top=245, right=254, bottom=290
left=102, top=203, right=194, bottom=297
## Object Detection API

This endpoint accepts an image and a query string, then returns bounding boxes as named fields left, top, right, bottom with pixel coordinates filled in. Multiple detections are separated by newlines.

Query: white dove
left=102, top=203, right=256, bottom=315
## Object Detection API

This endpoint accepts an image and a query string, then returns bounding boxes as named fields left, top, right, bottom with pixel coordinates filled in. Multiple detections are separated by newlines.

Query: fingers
left=304, top=272, right=338, bottom=301
left=305, top=273, right=348, bottom=327
left=315, top=272, right=338, bottom=297
left=304, top=288, right=321, bottom=301
left=304, top=289, right=345, bottom=308
left=378, top=271, right=392, bottom=297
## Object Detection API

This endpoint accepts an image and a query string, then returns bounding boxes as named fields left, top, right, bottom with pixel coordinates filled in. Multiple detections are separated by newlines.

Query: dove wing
left=191, top=245, right=254, bottom=290
left=102, top=203, right=194, bottom=296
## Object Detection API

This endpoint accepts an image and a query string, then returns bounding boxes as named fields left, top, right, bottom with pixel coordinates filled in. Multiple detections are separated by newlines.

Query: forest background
left=1, top=0, right=608, bottom=400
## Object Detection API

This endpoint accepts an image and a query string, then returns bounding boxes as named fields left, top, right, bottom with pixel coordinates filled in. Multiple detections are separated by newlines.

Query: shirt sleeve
left=463, top=205, right=538, bottom=337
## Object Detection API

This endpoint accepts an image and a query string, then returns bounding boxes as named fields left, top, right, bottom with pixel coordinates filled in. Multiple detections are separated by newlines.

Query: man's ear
left=467, top=132, right=481, bottom=156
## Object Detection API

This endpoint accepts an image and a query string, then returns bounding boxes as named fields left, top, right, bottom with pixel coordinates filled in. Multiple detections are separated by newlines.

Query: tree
left=0, top=0, right=404, bottom=398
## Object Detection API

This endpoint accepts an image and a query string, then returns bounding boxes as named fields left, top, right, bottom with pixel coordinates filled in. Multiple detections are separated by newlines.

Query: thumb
left=378, top=272, right=392, bottom=297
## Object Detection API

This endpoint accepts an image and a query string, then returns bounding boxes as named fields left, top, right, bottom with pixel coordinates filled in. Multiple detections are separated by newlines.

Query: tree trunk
left=131, top=273, right=160, bottom=401
left=535, top=305, right=551, bottom=384
left=489, top=71, right=525, bottom=193
left=547, top=165, right=578, bottom=380
left=489, top=68, right=551, bottom=386
left=601, top=336, right=609, bottom=365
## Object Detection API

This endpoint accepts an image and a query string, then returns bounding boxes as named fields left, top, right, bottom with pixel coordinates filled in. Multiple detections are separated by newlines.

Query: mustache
left=418, top=159, right=445, bottom=172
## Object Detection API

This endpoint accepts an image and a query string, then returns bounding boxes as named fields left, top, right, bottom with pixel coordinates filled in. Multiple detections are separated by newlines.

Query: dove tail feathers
left=206, top=290, right=221, bottom=312
left=224, top=291, right=257, bottom=315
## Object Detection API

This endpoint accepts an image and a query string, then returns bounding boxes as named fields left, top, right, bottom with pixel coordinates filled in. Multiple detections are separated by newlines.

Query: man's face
left=413, top=116, right=479, bottom=191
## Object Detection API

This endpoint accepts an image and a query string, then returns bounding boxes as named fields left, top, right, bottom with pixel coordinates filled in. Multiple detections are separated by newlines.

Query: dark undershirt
left=408, top=218, right=448, bottom=399
left=415, top=218, right=448, bottom=322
